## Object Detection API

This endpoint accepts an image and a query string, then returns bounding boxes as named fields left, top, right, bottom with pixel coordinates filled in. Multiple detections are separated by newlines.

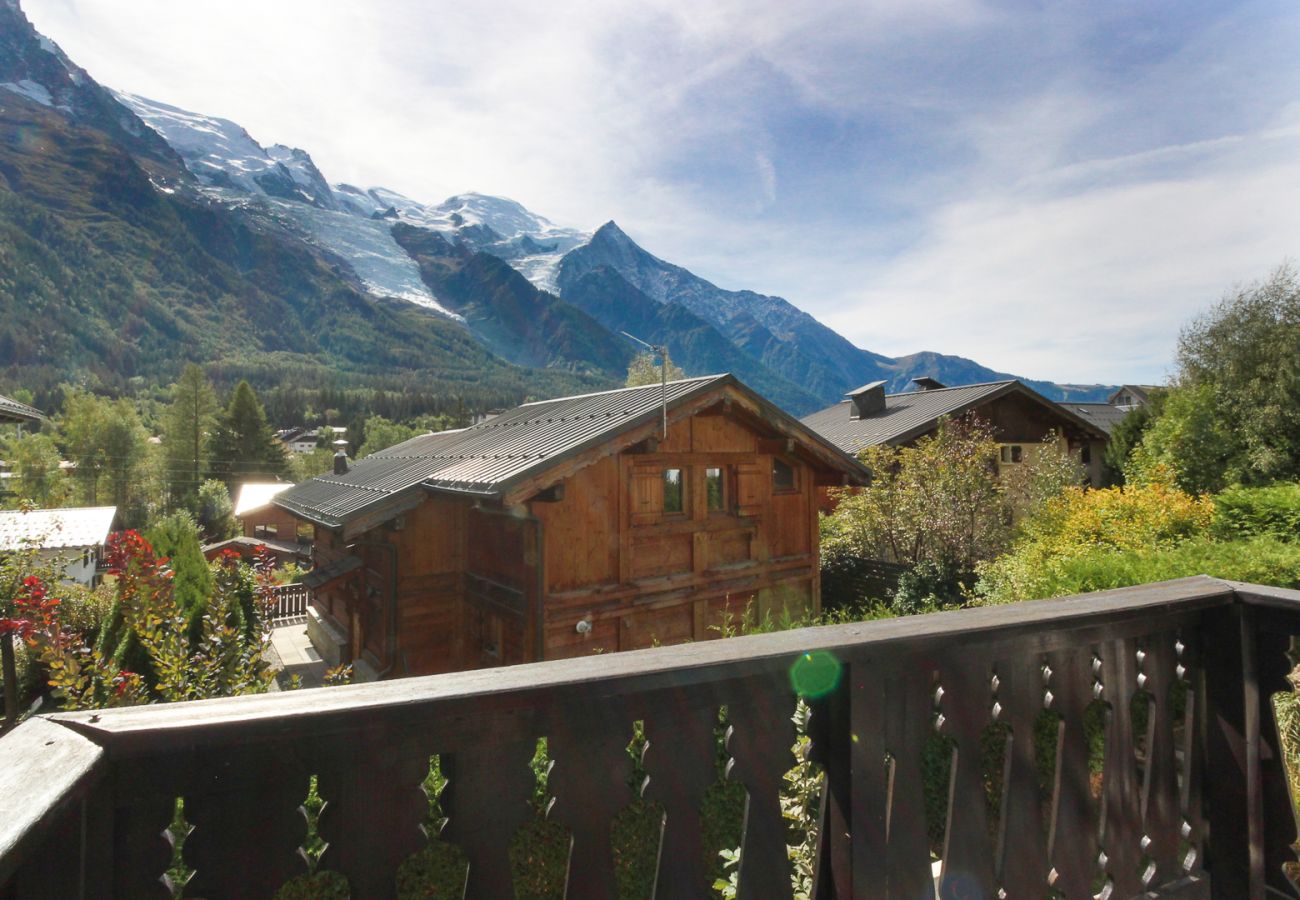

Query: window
left=1081, top=445, right=1092, bottom=465
left=254, top=523, right=278, bottom=539
left=1000, top=445, right=1023, bottom=464
left=296, top=522, right=314, bottom=544
left=663, top=468, right=684, bottom=514
left=772, top=457, right=796, bottom=493
left=706, top=467, right=725, bottom=512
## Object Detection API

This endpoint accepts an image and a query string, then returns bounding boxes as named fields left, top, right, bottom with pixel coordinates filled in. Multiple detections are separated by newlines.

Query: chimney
left=911, top=376, right=946, bottom=391
left=332, top=439, right=350, bottom=475
left=845, top=380, right=887, bottom=418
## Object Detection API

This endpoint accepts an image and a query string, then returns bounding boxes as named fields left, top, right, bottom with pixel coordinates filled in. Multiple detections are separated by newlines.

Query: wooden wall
left=532, top=405, right=824, bottom=661
left=301, top=390, right=840, bottom=677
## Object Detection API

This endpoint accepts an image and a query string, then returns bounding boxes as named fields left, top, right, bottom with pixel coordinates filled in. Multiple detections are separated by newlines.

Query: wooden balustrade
left=270, top=583, right=311, bottom=623
left=1, top=576, right=1298, bottom=898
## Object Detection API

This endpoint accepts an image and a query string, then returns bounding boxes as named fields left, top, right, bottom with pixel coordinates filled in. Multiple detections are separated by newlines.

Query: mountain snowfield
left=114, top=92, right=587, bottom=307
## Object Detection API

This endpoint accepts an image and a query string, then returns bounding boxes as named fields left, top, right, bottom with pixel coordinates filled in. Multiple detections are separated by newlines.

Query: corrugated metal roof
left=0, top=394, right=44, bottom=424
left=0, top=507, right=116, bottom=551
left=801, top=382, right=1016, bottom=453
left=275, top=373, right=868, bottom=529
left=275, top=376, right=730, bottom=526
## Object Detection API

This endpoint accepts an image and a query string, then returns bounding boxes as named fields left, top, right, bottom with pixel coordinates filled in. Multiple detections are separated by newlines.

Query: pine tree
left=208, top=381, right=286, bottom=488
left=162, top=364, right=217, bottom=509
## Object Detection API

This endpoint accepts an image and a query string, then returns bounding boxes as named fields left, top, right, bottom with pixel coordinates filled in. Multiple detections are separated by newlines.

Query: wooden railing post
left=1202, top=603, right=1261, bottom=898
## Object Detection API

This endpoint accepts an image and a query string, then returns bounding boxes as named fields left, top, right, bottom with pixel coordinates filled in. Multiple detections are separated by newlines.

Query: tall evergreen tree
left=208, top=381, right=286, bottom=487
left=162, top=364, right=217, bottom=509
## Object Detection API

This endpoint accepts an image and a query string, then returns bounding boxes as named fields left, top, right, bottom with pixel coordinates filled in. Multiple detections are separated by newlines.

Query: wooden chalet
left=274, top=375, right=867, bottom=677
left=801, top=377, right=1111, bottom=496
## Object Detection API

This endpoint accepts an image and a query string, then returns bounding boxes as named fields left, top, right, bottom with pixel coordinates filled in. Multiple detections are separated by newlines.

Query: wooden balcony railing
left=1, top=576, right=1298, bottom=899
left=269, top=583, right=311, bottom=624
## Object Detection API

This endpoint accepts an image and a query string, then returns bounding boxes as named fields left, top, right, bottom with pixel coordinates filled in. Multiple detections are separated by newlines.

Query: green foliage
left=162, top=364, right=217, bottom=508
left=975, top=482, right=1215, bottom=605
left=1127, top=383, right=1233, bottom=494
left=508, top=818, right=570, bottom=900
left=625, top=349, right=685, bottom=387
left=358, top=415, right=420, bottom=457
left=395, top=842, right=467, bottom=899
left=892, top=559, right=967, bottom=615
left=6, top=432, right=69, bottom=507
left=274, top=871, right=350, bottom=900
left=822, top=418, right=1006, bottom=571
left=1211, top=482, right=1300, bottom=542
left=58, top=388, right=152, bottom=521
left=208, top=381, right=286, bottom=486
left=1101, top=394, right=1165, bottom=485
left=145, top=511, right=213, bottom=640
left=20, top=533, right=276, bottom=709
left=195, top=479, right=237, bottom=541
left=982, top=535, right=1300, bottom=603
left=822, top=420, right=1078, bottom=596
left=1176, top=264, right=1300, bottom=485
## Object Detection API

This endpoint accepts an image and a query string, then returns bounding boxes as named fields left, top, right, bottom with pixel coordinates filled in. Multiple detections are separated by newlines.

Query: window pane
left=772, top=458, right=795, bottom=491
left=706, top=467, right=724, bottom=511
left=1011, top=445, right=1022, bottom=463
left=663, top=468, right=684, bottom=513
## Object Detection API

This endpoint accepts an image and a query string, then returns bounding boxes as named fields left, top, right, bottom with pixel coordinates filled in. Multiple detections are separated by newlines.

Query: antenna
left=621, top=331, right=669, bottom=440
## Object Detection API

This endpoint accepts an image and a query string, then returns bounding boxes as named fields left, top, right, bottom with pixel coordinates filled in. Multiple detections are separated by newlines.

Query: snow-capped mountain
left=0, top=0, right=1114, bottom=411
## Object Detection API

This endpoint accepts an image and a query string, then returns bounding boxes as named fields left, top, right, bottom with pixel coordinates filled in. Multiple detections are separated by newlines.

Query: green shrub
left=979, top=536, right=1300, bottom=604
left=1212, top=483, right=1300, bottom=542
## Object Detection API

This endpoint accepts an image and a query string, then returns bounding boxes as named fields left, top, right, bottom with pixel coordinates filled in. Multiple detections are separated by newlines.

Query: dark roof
left=801, top=380, right=1109, bottom=454
left=1107, top=385, right=1160, bottom=406
left=0, top=394, right=44, bottom=424
left=276, top=374, right=867, bottom=530
left=1063, top=402, right=1132, bottom=437
left=302, top=555, right=363, bottom=590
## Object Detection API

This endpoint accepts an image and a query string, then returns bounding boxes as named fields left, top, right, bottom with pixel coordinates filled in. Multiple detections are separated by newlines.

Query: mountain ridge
left=0, top=0, right=1117, bottom=415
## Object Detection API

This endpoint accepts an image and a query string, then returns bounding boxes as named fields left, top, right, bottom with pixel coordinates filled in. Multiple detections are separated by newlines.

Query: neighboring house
left=0, top=393, right=44, bottom=427
left=1063, top=384, right=1164, bottom=438
left=274, top=374, right=866, bottom=679
left=234, top=482, right=301, bottom=542
left=276, top=428, right=320, bottom=454
left=801, top=378, right=1111, bottom=492
left=1108, top=385, right=1159, bottom=411
left=0, top=506, right=116, bottom=586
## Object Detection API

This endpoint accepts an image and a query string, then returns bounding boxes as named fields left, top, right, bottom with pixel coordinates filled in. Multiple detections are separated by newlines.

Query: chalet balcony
left=1, top=576, right=1298, bottom=899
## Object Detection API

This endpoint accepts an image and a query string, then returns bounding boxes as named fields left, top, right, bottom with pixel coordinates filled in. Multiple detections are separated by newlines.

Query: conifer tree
left=162, top=364, right=217, bottom=509
left=208, top=381, right=286, bottom=487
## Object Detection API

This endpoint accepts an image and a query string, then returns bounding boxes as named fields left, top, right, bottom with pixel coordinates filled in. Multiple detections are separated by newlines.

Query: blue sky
left=24, top=0, right=1300, bottom=384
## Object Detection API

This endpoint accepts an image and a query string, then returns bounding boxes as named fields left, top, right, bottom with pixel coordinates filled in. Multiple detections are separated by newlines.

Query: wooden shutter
left=630, top=468, right=662, bottom=526
left=735, top=462, right=763, bottom=516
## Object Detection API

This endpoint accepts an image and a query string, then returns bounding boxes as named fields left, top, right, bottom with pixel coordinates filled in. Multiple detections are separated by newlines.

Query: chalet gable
left=275, top=375, right=868, bottom=537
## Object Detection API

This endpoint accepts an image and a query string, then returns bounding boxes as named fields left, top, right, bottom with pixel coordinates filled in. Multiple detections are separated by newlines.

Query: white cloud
left=821, top=125, right=1300, bottom=383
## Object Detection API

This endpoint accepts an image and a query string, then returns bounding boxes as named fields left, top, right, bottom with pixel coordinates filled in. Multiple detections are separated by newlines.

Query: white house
left=0, top=506, right=117, bottom=587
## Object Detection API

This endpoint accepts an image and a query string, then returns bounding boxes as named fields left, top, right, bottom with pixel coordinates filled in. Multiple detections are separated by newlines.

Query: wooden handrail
left=0, top=575, right=1296, bottom=899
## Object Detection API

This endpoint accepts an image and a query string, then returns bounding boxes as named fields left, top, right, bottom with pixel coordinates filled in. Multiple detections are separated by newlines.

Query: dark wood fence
left=1, top=576, right=1298, bottom=898
left=270, top=583, right=310, bottom=623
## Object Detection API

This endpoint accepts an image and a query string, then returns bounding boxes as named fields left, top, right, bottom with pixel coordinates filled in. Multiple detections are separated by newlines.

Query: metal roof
left=801, top=380, right=1109, bottom=454
left=0, top=507, right=116, bottom=552
left=0, top=394, right=44, bottom=424
left=1063, top=402, right=1131, bottom=437
left=276, top=374, right=867, bottom=529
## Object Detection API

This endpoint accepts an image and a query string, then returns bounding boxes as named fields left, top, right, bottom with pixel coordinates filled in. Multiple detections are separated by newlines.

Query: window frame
left=662, top=467, right=687, bottom=516
left=771, top=456, right=798, bottom=494
left=705, top=465, right=727, bottom=514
